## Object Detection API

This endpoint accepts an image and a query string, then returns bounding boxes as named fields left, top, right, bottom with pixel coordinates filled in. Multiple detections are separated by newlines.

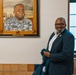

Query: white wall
left=0, top=0, right=68, bottom=64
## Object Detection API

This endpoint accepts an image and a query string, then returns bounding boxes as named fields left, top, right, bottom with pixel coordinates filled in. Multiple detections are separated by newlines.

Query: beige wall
left=0, top=0, right=68, bottom=64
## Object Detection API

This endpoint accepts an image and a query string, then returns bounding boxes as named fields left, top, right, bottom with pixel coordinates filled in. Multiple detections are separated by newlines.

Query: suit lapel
left=49, top=32, right=55, bottom=42
left=51, top=29, right=66, bottom=50
left=47, top=32, right=55, bottom=50
left=53, top=34, right=62, bottom=45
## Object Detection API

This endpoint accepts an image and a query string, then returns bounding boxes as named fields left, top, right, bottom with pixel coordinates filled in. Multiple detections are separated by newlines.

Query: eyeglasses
left=55, top=23, right=65, bottom=26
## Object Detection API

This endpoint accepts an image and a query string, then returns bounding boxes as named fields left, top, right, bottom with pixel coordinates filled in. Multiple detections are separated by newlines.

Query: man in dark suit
left=43, top=17, right=74, bottom=75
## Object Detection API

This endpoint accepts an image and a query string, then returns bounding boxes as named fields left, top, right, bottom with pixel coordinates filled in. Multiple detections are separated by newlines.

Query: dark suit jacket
left=47, top=29, right=74, bottom=75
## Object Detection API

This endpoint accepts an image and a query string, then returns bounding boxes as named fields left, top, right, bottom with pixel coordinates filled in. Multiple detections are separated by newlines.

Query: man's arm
left=50, top=35, right=74, bottom=62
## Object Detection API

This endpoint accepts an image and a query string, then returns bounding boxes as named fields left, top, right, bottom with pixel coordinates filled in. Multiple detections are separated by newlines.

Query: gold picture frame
left=0, top=0, right=39, bottom=37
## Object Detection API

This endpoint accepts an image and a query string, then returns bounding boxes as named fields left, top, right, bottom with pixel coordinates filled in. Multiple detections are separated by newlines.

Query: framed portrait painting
left=0, top=0, right=39, bottom=37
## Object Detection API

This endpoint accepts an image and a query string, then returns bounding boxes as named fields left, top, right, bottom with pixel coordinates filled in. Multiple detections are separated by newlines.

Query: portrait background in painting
left=3, top=0, right=33, bottom=20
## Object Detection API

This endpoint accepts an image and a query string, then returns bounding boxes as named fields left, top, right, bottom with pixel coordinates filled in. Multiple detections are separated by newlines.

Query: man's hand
left=43, top=51, right=50, bottom=57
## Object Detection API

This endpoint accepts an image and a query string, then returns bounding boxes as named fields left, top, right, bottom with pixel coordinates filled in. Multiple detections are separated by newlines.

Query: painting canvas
left=0, top=0, right=39, bottom=37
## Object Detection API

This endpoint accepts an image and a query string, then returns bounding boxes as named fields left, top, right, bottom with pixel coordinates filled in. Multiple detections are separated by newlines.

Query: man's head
left=55, top=17, right=66, bottom=33
left=13, top=4, right=25, bottom=21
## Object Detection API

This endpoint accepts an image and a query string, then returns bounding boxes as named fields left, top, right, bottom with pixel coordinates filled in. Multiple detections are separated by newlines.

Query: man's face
left=55, top=18, right=66, bottom=33
left=14, top=5, right=25, bottom=20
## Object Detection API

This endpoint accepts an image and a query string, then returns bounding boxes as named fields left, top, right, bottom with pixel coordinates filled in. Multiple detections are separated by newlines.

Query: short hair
left=14, top=4, right=24, bottom=9
left=55, top=17, right=66, bottom=24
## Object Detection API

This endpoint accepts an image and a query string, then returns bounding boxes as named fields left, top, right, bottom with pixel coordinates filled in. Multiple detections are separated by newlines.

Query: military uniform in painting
left=4, top=17, right=32, bottom=31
